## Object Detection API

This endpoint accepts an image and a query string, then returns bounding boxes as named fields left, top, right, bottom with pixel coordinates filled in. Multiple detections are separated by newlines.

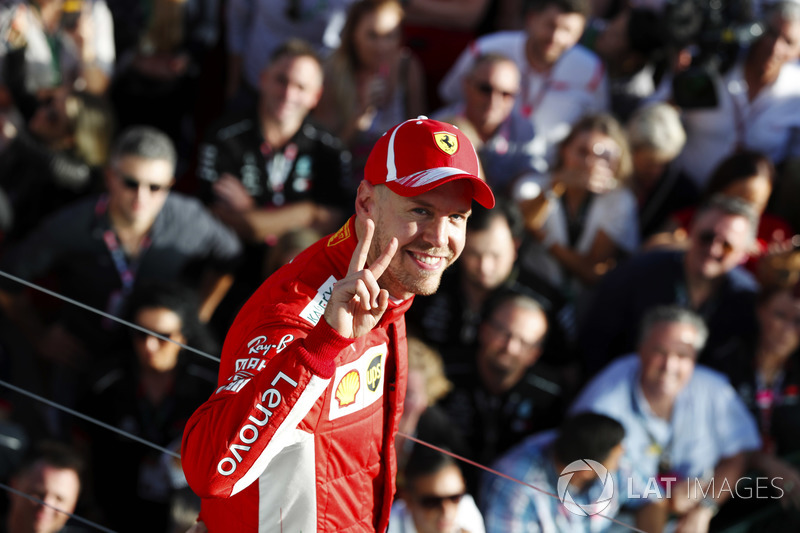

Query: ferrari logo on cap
left=434, top=132, right=458, bottom=155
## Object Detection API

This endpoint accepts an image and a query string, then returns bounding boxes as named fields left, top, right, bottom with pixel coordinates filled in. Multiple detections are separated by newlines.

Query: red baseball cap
left=364, top=116, right=495, bottom=209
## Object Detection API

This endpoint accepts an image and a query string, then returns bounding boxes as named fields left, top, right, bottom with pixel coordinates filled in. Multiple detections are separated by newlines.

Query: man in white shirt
left=438, top=0, right=608, bottom=167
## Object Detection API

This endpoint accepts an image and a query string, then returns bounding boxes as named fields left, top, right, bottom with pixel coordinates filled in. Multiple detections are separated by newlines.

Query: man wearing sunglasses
left=578, top=194, right=759, bottom=380
left=0, top=126, right=241, bottom=426
left=433, top=53, right=545, bottom=197
left=439, top=0, right=608, bottom=167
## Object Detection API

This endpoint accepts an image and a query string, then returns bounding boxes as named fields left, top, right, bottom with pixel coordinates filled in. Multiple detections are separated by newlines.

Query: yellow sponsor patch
left=434, top=132, right=458, bottom=155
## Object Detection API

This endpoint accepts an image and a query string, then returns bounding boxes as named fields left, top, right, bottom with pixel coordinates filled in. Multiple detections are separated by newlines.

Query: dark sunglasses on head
left=416, top=493, right=465, bottom=509
left=473, top=81, right=516, bottom=99
left=121, top=175, right=168, bottom=193
left=697, top=229, right=734, bottom=256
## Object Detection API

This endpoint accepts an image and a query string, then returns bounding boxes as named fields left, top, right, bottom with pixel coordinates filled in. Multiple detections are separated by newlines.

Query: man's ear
left=355, top=180, right=377, bottom=219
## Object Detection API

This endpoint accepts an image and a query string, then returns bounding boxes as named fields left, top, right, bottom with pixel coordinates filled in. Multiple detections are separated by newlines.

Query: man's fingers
left=368, top=237, right=398, bottom=281
left=349, top=219, right=374, bottom=275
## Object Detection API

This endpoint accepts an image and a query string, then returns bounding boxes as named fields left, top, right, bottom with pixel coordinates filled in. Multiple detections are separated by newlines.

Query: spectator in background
left=407, top=200, right=524, bottom=374
left=648, top=150, right=794, bottom=275
left=625, top=102, right=698, bottom=240
left=0, top=0, right=115, bottom=96
left=0, top=126, right=240, bottom=436
left=396, top=337, right=468, bottom=477
left=196, top=39, right=351, bottom=332
left=0, top=89, right=115, bottom=243
left=108, top=0, right=219, bottom=161
left=314, top=0, right=426, bottom=182
left=407, top=199, right=571, bottom=377
left=480, top=412, right=636, bottom=532
left=578, top=195, right=759, bottom=377
left=515, top=113, right=637, bottom=313
left=669, top=1, right=800, bottom=189
left=730, top=286, right=800, bottom=475
left=391, top=445, right=485, bottom=533
left=439, top=0, right=607, bottom=166
left=224, top=0, right=357, bottom=112
left=571, top=306, right=761, bottom=533
left=441, top=289, right=565, bottom=490
left=433, top=53, right=545, bottom=197
left=590, top=7, right=665, bottom=122
left=4, top=440, right=86, bottom=533
left=75, top=282, right=217, bottom=533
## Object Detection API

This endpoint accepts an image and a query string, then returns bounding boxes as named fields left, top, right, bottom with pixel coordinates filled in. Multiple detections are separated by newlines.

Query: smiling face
left=8, top=462, right=80, bottom=533
left=358, top=181, right=473, bottom=300
left=749, top=11, right=800, bottom=82
left=685, top=208, right=753, bottom=281
left=639, top=321, right=699, bottom=403
left=260, top=55, right=323, bottom=124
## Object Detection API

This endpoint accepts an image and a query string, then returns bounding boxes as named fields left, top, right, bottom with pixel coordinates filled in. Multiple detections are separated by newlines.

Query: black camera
left=662, top=0, right=764, bottom=109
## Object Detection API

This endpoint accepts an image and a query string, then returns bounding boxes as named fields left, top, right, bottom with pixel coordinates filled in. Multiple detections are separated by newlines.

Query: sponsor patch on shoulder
left=299, top=275, right=337, bottom=326
left=328, top=222, right=351, bottom=247
left=329, top=344, right=386, bottom=420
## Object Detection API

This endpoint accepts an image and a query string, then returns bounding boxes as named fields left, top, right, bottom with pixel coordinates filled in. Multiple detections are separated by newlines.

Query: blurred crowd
left=0, top=0, right=799, bottom=531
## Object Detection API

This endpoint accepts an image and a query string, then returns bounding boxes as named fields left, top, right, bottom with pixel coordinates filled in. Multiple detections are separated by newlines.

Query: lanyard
left=520, top=68, right=552, bottom=118
left=95, top=195, right=152, bottom=322
left=754, top=369, right=785, bottom=448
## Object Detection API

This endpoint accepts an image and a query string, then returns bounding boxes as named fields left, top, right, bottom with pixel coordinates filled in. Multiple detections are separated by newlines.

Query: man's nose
left=423, top=217, right=449, bottom=248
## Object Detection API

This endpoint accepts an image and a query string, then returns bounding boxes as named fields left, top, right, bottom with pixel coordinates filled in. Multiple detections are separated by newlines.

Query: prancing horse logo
left=434, top=132, right=458, bottom=155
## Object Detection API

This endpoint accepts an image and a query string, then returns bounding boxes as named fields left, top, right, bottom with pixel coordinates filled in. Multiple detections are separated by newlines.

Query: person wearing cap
left=181, top=116, right=495, bottom=532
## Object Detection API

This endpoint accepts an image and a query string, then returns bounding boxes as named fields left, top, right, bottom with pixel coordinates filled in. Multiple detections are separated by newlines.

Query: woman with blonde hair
left=514, top=113, right=639, bottom=309
left=314, top=0, right=426, bottom=181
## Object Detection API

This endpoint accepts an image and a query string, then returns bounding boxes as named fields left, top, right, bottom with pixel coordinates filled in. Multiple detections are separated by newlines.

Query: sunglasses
left=696, top=229, right=734, bottom=257
left=416, top=493, right=465, bottom=509
left=120, top=175, right=169, bottom=193
left=473, top=81, right=517, bottom=99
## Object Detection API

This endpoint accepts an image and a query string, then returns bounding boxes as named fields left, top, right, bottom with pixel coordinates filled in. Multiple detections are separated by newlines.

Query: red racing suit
left=182, top=217, right=412, bottom=532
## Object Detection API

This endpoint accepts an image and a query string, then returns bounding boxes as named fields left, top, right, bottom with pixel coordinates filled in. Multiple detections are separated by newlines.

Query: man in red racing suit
left=181, top=117, right=495, bottom=532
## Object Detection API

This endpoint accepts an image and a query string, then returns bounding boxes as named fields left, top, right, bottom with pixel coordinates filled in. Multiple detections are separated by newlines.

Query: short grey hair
left=693, top=193, right=759, bottom=243
left=638, top=305, right=709, bottom=353
left=110, top=126, right=177, bottom=173
left=626, top=103, right=686, bottom=159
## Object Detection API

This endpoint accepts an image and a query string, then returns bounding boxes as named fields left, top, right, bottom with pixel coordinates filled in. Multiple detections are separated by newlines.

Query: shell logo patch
left=434, top=132, right=458, bottom=155
left=328, top=221, right=351, bottom=247
left=329, top=344, right=387, bottom=420
left=335, top=370, right=360, bottom=407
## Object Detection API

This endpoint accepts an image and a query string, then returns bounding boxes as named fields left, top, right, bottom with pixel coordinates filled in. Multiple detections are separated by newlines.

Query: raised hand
left=324, top=219, right=398, bottom=338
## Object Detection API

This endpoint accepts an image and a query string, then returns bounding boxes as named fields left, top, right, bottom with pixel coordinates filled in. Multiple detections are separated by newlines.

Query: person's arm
left=672, top=453, right=749, bottom=533
left=197, top=271, right=234, bottom=324
left=403, top=0, right=491, bottom=30
left=542, top=229, right=619, bottom=286
left=182, top=220, right=397, bottom=498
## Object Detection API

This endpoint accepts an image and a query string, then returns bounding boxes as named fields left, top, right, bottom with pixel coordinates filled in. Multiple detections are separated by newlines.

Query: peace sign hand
left=324, top=219, right=398, bottom=339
